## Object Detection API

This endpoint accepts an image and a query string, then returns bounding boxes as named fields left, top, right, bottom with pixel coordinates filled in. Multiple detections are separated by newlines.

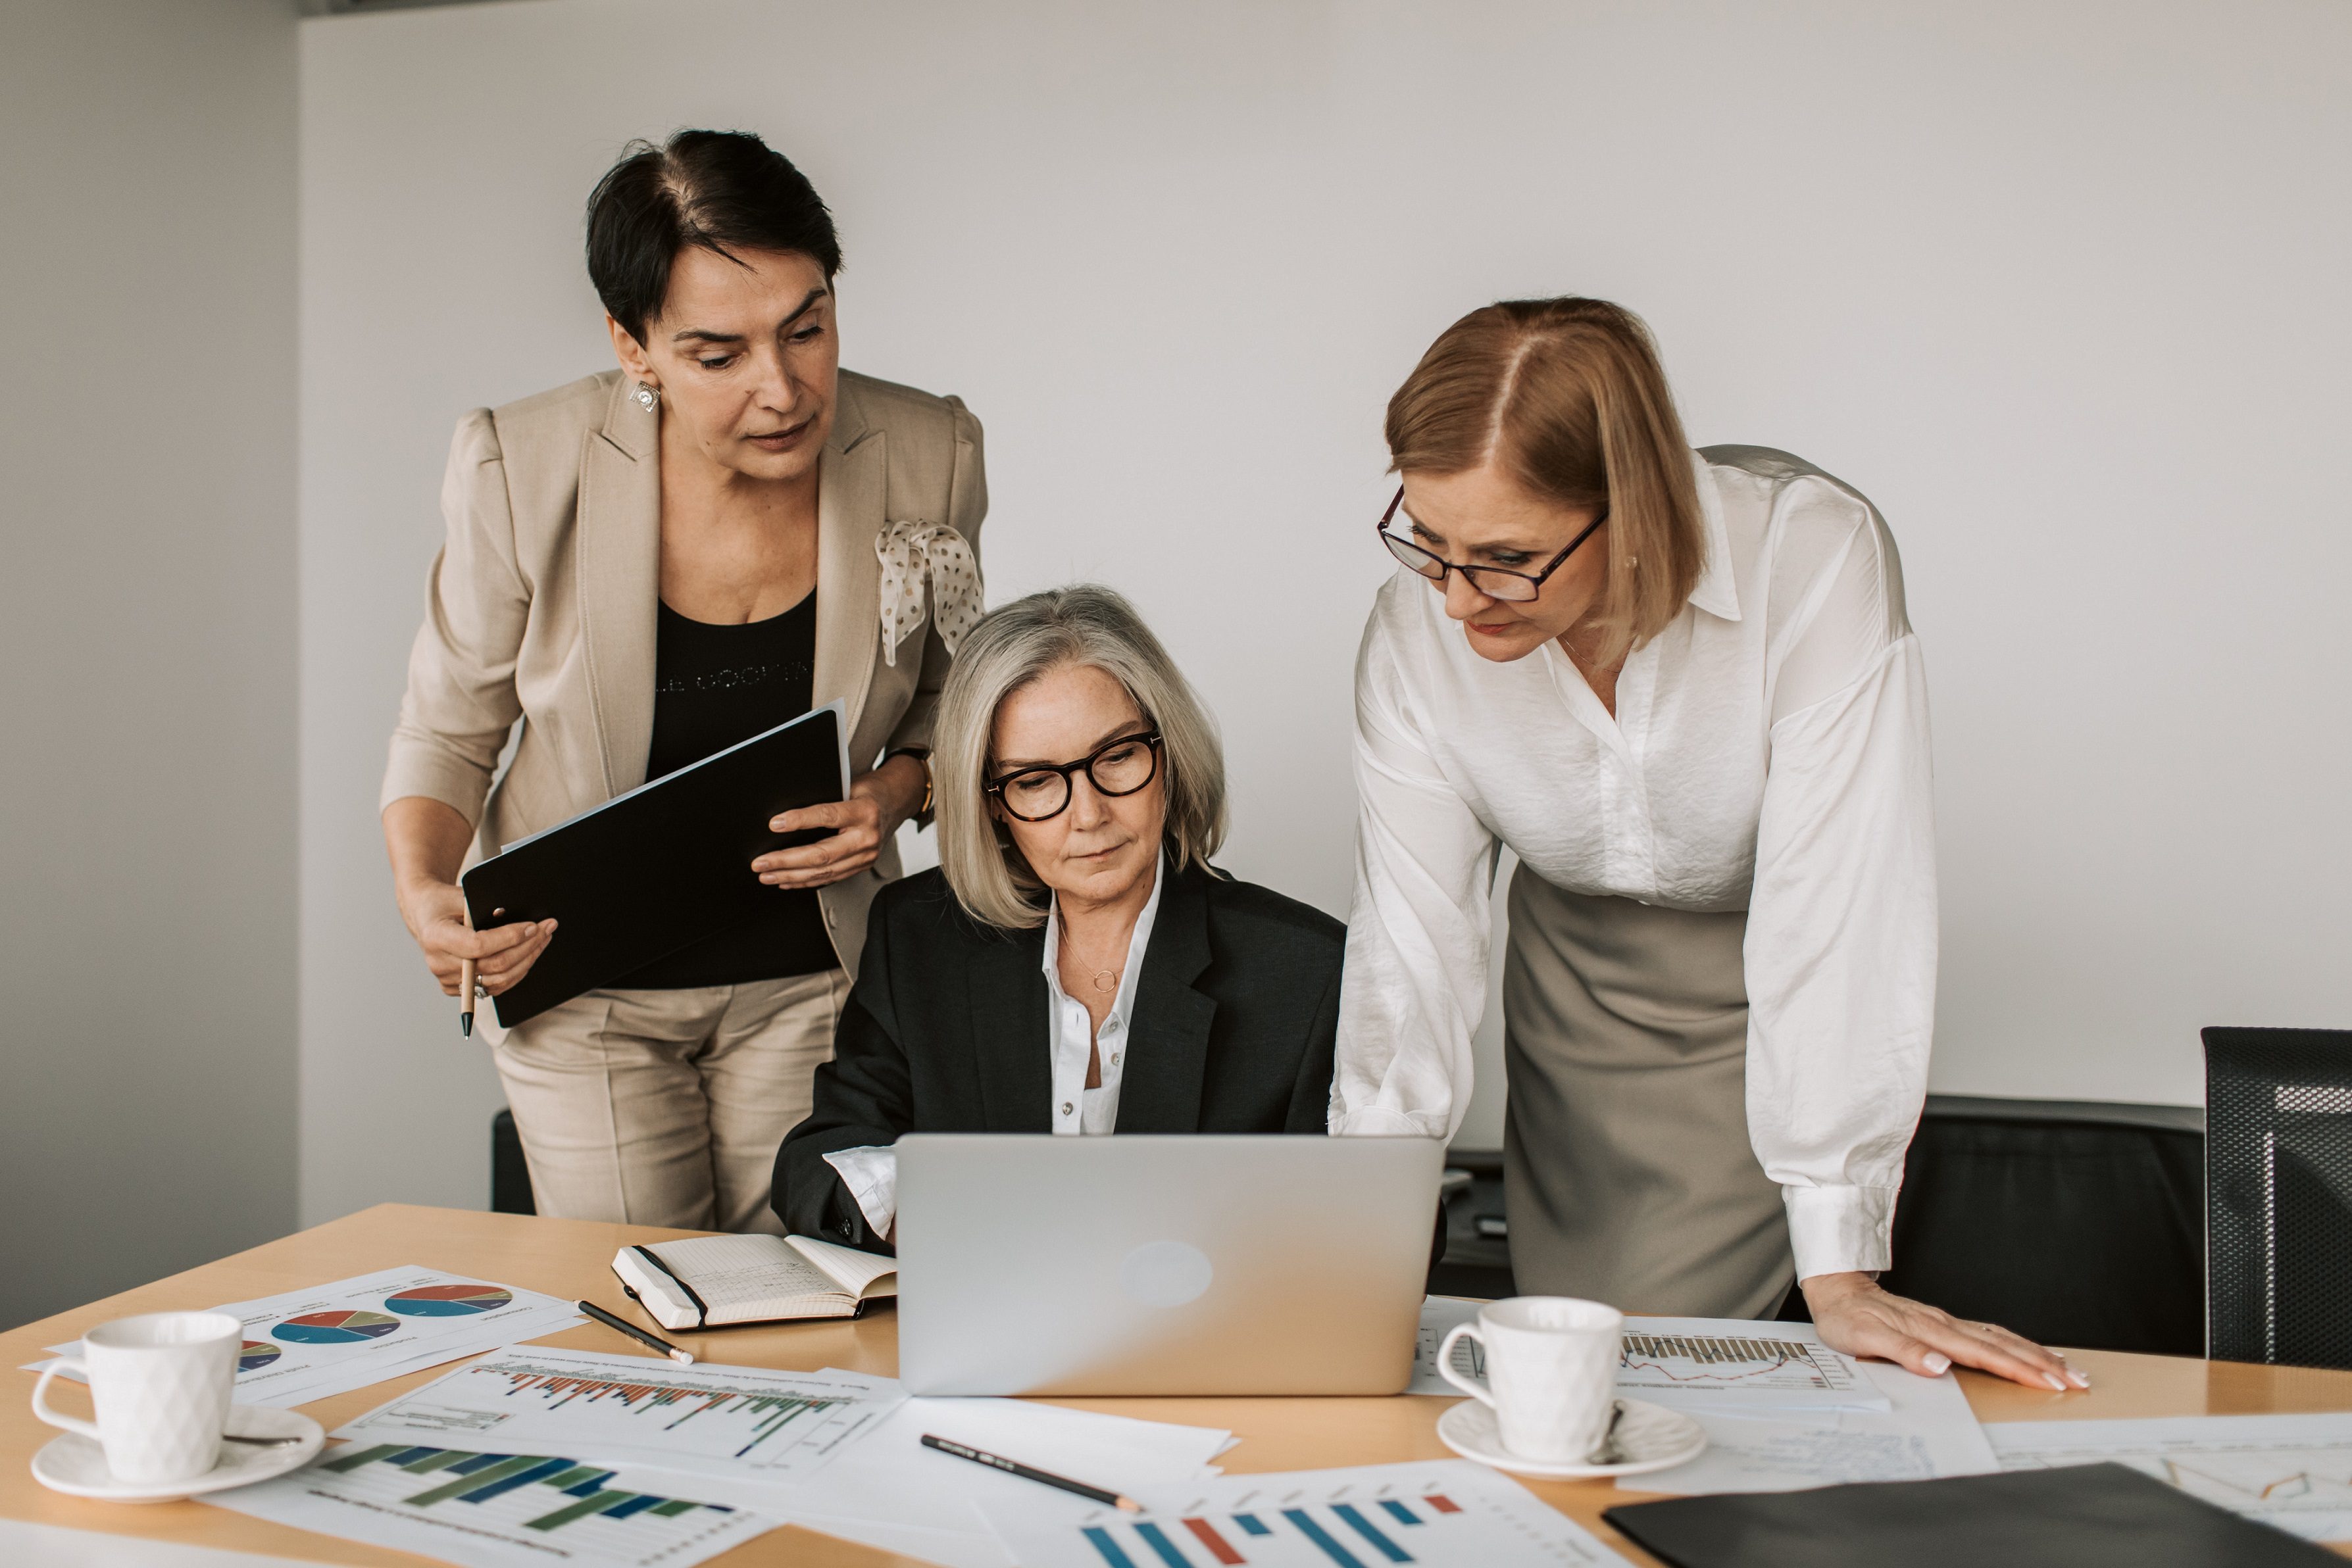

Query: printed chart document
left=334, top=1346, right=901, bottom=1483
left=1618, top=1342, right=1997, bottom=1495
left=26, top=1267, right=582, bottom=1407
left=1988, top=1412, right=2352, bottom=1543
left=766, top=1393, right=1236, bottom=1568
left=980, top=1459, right=1630, bottom=1567
left=208, top=1438, right=772, bottom=1568
left=1410, top=1302, right=1886, bottom=1413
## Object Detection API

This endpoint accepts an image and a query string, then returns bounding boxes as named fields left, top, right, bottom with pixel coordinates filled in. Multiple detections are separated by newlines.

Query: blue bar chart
left=981, top=1461, right=1627, bottom=1567
left=209, top=1440, right=772, bottom=1568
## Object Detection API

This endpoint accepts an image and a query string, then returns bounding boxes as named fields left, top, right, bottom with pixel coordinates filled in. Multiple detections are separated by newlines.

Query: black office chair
left=2205, top=1026, right=2352, bottom=1370
left=490, top=1108, right=536, bottom=1216
left=1840, top=1094, right=2207, bottom=1356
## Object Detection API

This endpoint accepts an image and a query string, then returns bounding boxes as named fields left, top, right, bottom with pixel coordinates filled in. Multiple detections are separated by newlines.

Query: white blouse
left=1332, top=447, right=1936, bottom=1283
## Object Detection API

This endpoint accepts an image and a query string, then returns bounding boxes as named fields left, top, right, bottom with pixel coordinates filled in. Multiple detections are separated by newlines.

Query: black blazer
left=772, top=860, right=1343, bottom=1248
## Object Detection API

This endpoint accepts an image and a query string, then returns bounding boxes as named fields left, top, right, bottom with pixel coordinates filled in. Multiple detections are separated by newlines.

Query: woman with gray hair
left=773, top=585, right=1343, bottom=1248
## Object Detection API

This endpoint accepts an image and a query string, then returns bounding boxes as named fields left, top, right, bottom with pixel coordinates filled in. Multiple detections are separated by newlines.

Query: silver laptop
left=893, top=1133, right=1442, bottom=1396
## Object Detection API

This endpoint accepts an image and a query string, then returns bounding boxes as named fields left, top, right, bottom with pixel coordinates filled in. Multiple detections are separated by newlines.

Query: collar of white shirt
left=1041, top=850, right=1166, bottom=1135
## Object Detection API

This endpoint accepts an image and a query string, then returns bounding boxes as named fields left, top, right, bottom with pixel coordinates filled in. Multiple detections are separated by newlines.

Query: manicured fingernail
left=2066, top=1369, right=2091, bottom=1388
left=2043, top=1372, right=2068, bottom=1391
left=1922, top=1353, right=1951, bottom=1375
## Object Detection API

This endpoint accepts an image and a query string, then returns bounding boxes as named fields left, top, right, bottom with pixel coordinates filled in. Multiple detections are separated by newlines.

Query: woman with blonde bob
left=1338, top=297, right=2080, bottom=1392
left=774, top=585, right=1343, bottom=1248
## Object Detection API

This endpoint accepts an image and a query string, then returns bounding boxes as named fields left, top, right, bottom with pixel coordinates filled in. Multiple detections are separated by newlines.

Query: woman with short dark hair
left=382, top=130, right=986, bottom=1233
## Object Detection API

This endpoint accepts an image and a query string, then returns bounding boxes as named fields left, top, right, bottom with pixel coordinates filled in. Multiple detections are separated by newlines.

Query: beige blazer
left=382, top=367, right=987, bottom=985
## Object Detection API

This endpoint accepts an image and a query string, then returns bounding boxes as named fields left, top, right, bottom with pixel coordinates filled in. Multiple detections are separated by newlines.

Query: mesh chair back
left=2205, top=1026, right=2352, bottom=1368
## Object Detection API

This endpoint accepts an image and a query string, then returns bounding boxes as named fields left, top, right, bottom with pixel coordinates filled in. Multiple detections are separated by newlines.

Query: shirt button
left=1061, top=1102, right=1074, bottom=1115
left=1111, top=1052, right=1121, bottom=1066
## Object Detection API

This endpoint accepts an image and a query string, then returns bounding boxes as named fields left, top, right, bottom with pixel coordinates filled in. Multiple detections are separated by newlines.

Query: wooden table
left=7, top=1204, right=2351, bottom=1565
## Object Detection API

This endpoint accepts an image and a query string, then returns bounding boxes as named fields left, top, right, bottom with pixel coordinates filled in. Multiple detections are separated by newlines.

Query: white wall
left=0, top=0, right=298, bottom=1329
left=298, top=0, right=2351, bottom=1223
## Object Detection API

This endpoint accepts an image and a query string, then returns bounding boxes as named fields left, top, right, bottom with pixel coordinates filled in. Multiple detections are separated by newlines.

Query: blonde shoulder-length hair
left=932, top=585, right=1228, bottom=931
left=1384, top=297, right=1707, bottom=668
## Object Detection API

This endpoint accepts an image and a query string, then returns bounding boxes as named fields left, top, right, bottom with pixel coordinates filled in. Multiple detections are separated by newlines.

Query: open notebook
left=611, top=1234, right=898, bottom=1331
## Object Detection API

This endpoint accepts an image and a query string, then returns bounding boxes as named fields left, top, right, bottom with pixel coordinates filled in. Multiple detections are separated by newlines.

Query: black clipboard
left=461, top=701, right=849, bottom=1029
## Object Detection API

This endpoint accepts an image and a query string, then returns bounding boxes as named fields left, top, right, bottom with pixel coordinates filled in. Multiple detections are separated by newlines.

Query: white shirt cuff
left=1330, top=1106, right=1448, bottom=1138
left=820, top=1146, right=898, bottom=1240
left=1784, top=1183, right=1898, bottom=1281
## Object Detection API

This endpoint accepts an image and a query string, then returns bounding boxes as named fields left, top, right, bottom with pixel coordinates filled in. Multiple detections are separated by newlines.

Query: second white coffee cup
left=1438, top=1295, right=1623, bottom=1463
left=30, top=1311, right=241, bottom=1486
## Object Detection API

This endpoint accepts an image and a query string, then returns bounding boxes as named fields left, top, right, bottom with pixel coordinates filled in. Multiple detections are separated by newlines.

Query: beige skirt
left=1501, top=865, right=1794, bottom=1319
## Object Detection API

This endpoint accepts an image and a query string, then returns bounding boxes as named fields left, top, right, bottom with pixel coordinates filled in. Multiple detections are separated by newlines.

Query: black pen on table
left=577, top=1300, right=695, bottom=1365
left=920, top=1434, right=1142, bottom=1513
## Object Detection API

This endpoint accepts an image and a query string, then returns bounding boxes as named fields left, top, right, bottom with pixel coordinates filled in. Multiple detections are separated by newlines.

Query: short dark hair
left=585, top=130, right=842, bottom=344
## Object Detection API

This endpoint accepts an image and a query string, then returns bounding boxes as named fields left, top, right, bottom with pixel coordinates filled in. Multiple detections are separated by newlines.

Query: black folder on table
left=1602, top=1462, right=2339, bottom=1567
left=461, top=702, right=848, bottom=1029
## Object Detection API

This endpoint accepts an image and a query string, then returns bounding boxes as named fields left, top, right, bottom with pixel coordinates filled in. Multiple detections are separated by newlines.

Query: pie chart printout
left=384, top=1284, right=514, bottom=1317
left=273, top=1310, right=402, bottom=1345
left=238, top=1341, right=282, bottom=1373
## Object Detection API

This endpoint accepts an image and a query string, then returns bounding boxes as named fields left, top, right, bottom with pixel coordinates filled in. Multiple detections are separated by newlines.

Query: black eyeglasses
left=1375, top=487, right=1607, bottom=602
left=986, top=731, right=1163, bottom=822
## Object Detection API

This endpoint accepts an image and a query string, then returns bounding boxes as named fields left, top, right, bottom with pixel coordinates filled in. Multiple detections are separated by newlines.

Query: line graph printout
left=1988, top=1413, right=2352, bottom=1542
left=336, top=1346, right=903, bottom=1482
left=980, top=1461, right=1630, bottom=1568
left=1613, top=1315, right=1889, bottom=1412
left=207, top=1440, right=772, bottom=1568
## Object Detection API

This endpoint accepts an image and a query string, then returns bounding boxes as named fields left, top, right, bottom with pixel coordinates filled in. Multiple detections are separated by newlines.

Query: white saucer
left=32, top=1406, right=324, bottom=1503
left=1436, top=1396, right=1706, bottom=1479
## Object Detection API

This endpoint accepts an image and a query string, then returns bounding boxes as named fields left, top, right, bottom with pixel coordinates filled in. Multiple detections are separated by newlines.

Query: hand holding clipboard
left=459, top=702, right=850, bottom=1029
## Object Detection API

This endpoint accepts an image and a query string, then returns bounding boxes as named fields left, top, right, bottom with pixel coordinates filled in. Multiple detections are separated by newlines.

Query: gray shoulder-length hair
left=933, top=585, right=1227, bottom=931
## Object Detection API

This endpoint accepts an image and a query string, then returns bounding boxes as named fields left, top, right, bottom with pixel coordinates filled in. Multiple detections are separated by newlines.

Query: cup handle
left=1436, top=1323, right=1495, bottom=1407
left=32, top=1360, right=100, bottom=1441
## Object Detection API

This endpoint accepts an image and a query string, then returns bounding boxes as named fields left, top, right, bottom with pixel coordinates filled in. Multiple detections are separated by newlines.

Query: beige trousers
left=491, top=970, right=847, bottom=1235
left=1501, top=866, right=1794, bottom=1319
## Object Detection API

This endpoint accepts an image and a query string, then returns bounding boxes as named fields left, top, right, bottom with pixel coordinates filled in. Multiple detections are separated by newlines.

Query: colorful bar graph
left=1234, top=1513, right=1273, bottom=1536
left=316, top=1443, right=732, bottom=1535
left=1378, top=1500, right=1422, bottom=1526
left=1426, top=1494, right=1461, bottom=1514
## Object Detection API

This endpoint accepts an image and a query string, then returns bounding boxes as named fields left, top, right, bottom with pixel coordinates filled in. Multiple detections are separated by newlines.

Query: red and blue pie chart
left=272, top=1310, right=401, bottom=1345
left=384, top=1284, right=513, bottom=1317
left=238, top=1340, right=282, bottom=1373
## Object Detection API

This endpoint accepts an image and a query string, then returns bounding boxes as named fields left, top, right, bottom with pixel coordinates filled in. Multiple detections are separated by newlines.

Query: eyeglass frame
left=984, top=729, right=1165, bottom=823
left=1375, top=485, right=1608, bottom=602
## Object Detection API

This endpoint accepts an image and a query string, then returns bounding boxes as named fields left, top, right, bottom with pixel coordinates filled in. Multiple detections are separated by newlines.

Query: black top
left=620, top=595, right=836, bottom=989
left=772, top=862, right=1345, bottom=1249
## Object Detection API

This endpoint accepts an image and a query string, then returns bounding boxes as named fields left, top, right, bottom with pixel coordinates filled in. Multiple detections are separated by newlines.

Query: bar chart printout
left=1609, top=1314, right=1889, bottom=1413
left=978, top=1460, right=1631, bottom=1568
left=205, top=1440, right=774, bottom=1568
left=335, top=1345, right=903, bottom=1481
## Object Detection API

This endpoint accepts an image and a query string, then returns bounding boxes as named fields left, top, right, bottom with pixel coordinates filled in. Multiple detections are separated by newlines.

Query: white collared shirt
left=1332, top=447, right=1937, bottom=1283
left=823, top=855, right=1166, bottom=1237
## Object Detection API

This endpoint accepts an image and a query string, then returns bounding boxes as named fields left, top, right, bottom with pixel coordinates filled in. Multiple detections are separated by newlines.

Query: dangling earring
left=634, top=381, right=661, bottom=412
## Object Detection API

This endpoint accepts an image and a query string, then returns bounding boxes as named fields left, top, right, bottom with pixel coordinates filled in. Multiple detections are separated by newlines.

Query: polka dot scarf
left=876, top=520, right=984, bottom=668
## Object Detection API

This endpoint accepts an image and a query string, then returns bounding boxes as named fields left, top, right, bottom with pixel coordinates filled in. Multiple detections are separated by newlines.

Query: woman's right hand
left=396, top=876, right=556, bottom=1000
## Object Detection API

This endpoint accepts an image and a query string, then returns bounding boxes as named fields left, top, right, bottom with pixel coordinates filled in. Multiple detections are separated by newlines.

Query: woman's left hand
left=1802, top=1271, right=2091, bottom=1392
left=753, top=754, right=928, bottom=891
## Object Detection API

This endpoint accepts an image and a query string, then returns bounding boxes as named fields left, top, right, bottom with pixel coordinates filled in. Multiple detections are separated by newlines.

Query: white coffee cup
left=31, top=1311, right=241, bottom=1485
left=1438, top=1295, right=1624, bottom=1463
